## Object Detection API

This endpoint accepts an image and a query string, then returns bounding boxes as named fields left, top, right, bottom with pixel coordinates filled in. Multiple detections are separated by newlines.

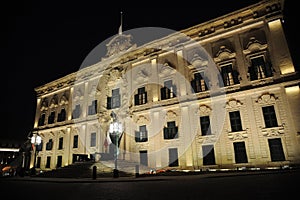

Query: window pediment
left=59, top=95, right=68, bottom=105
left=214, top=46, right=236, bottom=62
left=243, top=37, right=268, bottom=54
left=225, top=99, right=243, bottom=109
left=255, top=93, right=278, bottom=104
left=159, top=62, right=176, bottom=76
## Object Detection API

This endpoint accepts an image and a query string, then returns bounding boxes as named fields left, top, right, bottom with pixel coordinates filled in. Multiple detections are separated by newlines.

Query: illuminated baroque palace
left=30, top=0, right=300, bottom=172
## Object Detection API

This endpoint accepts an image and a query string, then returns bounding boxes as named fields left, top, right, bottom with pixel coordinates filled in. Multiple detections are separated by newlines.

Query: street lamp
left=109, top=111, right=123, bottom=178
left=30, top=134, right=42, bottom=175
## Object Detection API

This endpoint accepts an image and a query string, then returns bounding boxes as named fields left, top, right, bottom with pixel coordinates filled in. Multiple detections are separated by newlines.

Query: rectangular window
left=46, top=156, right=51, bottom=168
left=163, top=121, right=178, bottom=139
left=191, top=72, right=207, bottom=93
left=221, top=64, right=234, bottom=86
left=233, top=142, right=248, bottom=163
left=249, top=56, right=273, bottom=81
left=134, top=87, right=147, bottom=105
left=58, top=137, right=63, bottom=150
left=48, top=111, right=55, bottom=124
left=38, top=113, right=45, bottom=126
left=107, top=88, right=120, bottom=109
left=202, top=145, right=216, bottom=165
left=140, top=150, right=148, bottom=166
left=73, top=135, right=78, bottom=148
left=229, top=111, right=242, bottom=132
left=46, top=139, right=53, bottom=151
left=200, top=116, right=211, bottom=136
left=57, top=108, right=66, bottom=122
left=72, top=104, right=81, bottom=119
left=262, top=106, right=278, bottom=128
left=168, top=148, right=179, bottom=167
left=90, top=132, right=96, bottom=147
left=161, top=80, right=176, bottom=100
left=36, top=157, right=41, bottom=168
left=57, top=156, right=62, bottom=168
left=135, top=125, right=148, bottom=142
left=88, top=100, right=97, bottom=115
left=268, top=138, right=285, bottom=162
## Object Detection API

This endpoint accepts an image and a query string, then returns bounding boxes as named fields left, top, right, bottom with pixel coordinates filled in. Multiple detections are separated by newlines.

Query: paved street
left=1, top=169, right=299, bottom=200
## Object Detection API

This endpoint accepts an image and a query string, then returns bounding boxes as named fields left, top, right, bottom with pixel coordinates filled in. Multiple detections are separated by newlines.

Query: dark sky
left=0, top=1, right=298, bottom=142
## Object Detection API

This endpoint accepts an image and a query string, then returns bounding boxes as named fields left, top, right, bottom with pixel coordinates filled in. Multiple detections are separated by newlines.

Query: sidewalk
left=1, top=168, right=298, bottom=183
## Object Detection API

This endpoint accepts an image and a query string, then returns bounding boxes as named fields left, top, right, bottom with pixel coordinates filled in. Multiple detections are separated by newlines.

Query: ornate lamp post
left=30, top=134, right=42, bottom=175
left=109, top=112, right=123, bottom=178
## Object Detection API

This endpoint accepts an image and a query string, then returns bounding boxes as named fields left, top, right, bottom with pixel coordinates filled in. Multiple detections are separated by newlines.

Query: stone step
left=36, top=159, right=152, bottom=178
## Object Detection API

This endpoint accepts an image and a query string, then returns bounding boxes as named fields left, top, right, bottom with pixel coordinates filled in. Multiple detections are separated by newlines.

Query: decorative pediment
left=104, top=34, right=136, bottom=58
left=49, top=131, right=55, bottom=137
left=159, top=62, right=176, bottom=76
left=49, top=96, right=58, bottom=108
left=40, top=99, right=48, bottom=111
left=59, top=95, right=68, bottom=105
left=226, top=99, right=243, bottom=109
left=196, top=105, right=212, bottom=116
left=197, top=135, right=217, bottom=144
left=108, top=67, right=123, bottom=82
left=74, top=89, right=84, bottom=101
left=243, top=37, right=268, bottom=54
left=261, top=126, right=284, bottom=137
left=89, top=124, right=99, bottom=132
left=71, top=127, right=80, bottom=135
left=188, top=53, right=208, bottom=71
left=214, top=46, right=236, bottom=62
left=228, top=130, right=248, bottom=140
left=89, top=84, right=100, bottom=97
left=136, top=115, right=149, bottom=125
left=135, top=67, right=151, bottom=84
left=166, top=110, right=177, bottom=119
left=58, top=130, right=66, bottom=136
left=256, top=93, right=278, bottom=104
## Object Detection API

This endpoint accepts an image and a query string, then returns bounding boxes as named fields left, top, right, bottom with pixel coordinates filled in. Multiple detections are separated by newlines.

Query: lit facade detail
left=32, top=0, right=300, bottom=172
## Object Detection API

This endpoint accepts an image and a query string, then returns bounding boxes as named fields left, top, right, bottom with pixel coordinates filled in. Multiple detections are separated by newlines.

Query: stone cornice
left=34, top=0, right=284, bottom=97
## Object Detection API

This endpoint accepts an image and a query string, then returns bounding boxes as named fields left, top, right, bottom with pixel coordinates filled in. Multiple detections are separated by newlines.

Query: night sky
left=0, top=1, right=298, bottom=142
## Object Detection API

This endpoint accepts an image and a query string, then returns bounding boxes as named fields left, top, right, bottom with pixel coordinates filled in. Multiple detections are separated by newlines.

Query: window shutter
left=161, top=87, right=166, bottom=100
left=163, top=127, right=168, bottom=139
left=107, top=97, right=112, bottom=109
left=134, top=94, right=139, bottom=105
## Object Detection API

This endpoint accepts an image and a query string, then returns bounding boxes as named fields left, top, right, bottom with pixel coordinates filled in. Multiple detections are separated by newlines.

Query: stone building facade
left=30, top=0, right=300, bottom=172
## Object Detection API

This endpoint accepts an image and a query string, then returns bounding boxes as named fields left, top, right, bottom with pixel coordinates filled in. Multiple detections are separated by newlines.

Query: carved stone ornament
left=214, top=46, right=236, bottom=62
left=225, top=99, right=243, bottom=109
left=198, top=135, right=217, bottom=144
left=49, top=97, right=58, bottom=108
left=105, top=34, right=135, bottom=58
left=261, top=126, right=284, bottom=137
left=59, top=95, right=68, bottom=105
left=228, top=130, right=248, bottom=140
left=189, top=53, right=208, bottom=71
left=40, top=99, right=48, bottom=111
left=159, top=62, right=176, bottom=76
left=135, top=67, right=150, bottom=84
left=196, top=105, right=211, bottom=116
left=243, top=37, right=268, bottom=55
left=166, top=110, right=177, bottom=120
left=74, top=89, right=84, bottom=101
left=136, top=115, right=149, bottom=125
left=256, top=93, right=277, bottom=104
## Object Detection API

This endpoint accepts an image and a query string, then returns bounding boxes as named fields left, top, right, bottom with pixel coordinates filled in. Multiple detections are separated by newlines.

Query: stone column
left=267, top=19, right=295, bottom=75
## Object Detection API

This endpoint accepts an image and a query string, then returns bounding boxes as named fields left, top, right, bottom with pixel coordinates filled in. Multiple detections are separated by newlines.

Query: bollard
left=135, top=165, right=139, bottom=178
left=92, top=166, right=97, bottom=180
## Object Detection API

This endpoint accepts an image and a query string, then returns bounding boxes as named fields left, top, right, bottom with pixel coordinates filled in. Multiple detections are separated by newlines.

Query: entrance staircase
left=36, top=159, right=152, bottom=178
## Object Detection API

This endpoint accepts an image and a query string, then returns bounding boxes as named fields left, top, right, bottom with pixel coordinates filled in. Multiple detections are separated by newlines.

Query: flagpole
left=119, top=11, right=123, bottom=35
